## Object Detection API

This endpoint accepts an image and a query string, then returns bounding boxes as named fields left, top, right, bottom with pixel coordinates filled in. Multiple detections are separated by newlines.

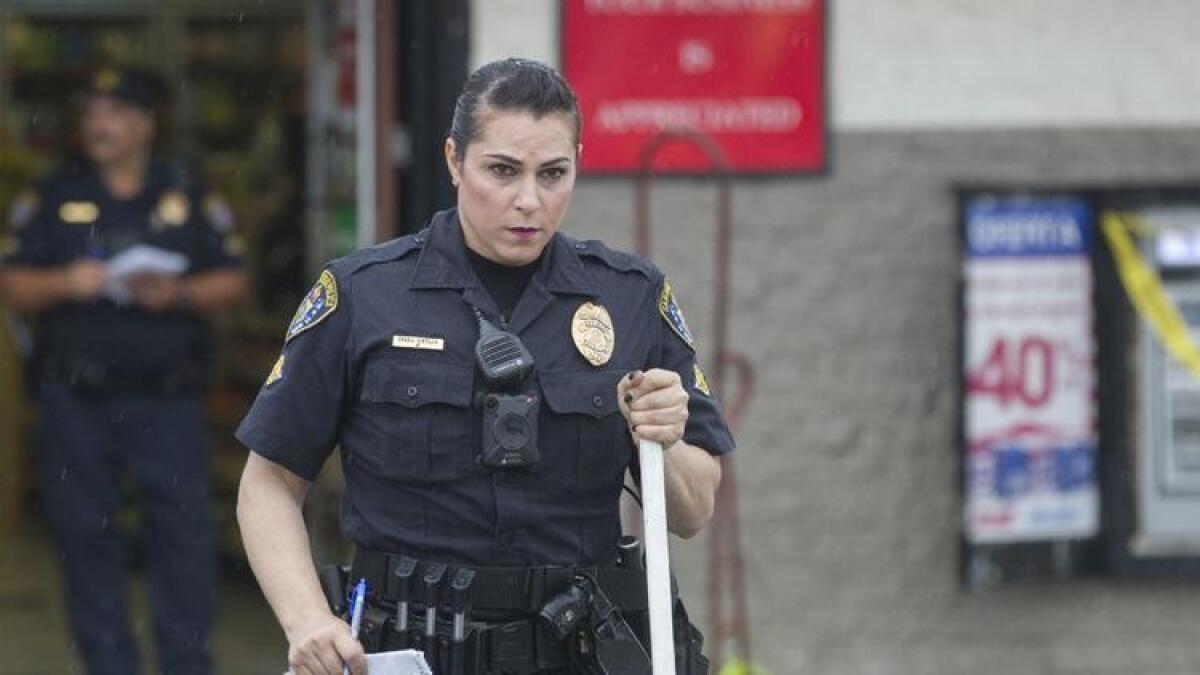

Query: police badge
left=154, top=191, right=190, bottom=229
left=286, top=270, right=339, bottom=342
left=7, top=191, right=38, bottom=230
left=572, top=302, right=615, bottom=367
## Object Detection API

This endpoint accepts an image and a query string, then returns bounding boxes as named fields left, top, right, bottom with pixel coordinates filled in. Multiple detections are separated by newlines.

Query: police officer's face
left=446, top=109, right=579, bottom=266
left=81, top=96, right=154, bottom=167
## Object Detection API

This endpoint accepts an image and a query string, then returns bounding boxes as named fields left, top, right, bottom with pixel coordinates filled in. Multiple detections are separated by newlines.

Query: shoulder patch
left=203, top=194, right=235, bottom=233
left=658, top=280, right=695, bottom=350
left=7, top=191, right=38, bottom=230
left=287, top=270, right=339, bottom=342
left=265, top=355, right=285, bottom=386
left=693, top=363, right=712, bottom=397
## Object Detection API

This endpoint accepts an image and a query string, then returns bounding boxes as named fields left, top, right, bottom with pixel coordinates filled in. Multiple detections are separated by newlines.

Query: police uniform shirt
left=236, top=209, right=735, bottom=567
left=2, top=159, right=243, bottom=379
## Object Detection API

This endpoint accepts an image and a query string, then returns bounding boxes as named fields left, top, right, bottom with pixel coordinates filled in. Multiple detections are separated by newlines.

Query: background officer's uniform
left=237, top=208, right=733, bottom=567
left=3, top=156, right=242, bottom=674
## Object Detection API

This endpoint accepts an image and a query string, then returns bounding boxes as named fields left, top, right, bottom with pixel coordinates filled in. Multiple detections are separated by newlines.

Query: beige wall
left=471, top=0, right=1200, bottom=129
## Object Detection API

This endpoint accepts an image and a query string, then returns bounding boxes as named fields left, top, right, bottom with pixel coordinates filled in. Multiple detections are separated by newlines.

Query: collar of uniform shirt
left=409, top=208, right=595, bottom=298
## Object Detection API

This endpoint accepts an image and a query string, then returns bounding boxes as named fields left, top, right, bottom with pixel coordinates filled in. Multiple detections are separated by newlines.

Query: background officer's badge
left=7, top=191, right=38, bottom=230
left=154, top=191, right=190, bottom=228
left=265, top=355, right=285, bottom=386
left=286, top=269, right=339, bottom=342
left=658, top=280, right=695, bottom=350
left=693, top=363, right=712, bottom=397
left=572, top=302, right=615, bottom=366
left=59, top=201, right=99, bottom=224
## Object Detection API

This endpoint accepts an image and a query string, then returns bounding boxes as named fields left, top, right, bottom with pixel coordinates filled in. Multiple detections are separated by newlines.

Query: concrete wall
left=564, top=128, right=1200, bottom=673
left=834, top=0, right=1200, bottom=129
left=470, top=0, right=1200, bottom=129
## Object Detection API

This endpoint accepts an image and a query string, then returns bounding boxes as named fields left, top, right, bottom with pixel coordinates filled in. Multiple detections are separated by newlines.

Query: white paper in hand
left=283, top=649, right=432, bottom=675
left=104, top=244, right=189, bottom=303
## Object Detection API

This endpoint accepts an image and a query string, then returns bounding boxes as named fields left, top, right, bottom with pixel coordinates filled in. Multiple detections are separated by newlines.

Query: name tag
left=392, top=335, right=445, bottom=351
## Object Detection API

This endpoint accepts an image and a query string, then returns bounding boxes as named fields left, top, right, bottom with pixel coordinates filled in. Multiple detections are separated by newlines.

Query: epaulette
left=333, top=230, right=428, bottom=277
left=568, top=236, right=658, bottom=280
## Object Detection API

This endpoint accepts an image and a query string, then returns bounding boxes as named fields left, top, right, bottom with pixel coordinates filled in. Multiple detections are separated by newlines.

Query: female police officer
left=235, top=58, right=734, bottom=674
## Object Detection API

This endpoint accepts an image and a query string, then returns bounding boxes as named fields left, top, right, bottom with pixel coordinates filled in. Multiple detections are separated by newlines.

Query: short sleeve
left=2, top=188, right=62, bottom=267
left=235, top=268, right=350, bottom=480
left=187, top=191, right=244, bottom=273
left=652, top=279, right=736, bottom=456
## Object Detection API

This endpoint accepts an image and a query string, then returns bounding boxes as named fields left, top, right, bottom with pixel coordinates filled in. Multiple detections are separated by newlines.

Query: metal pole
left=374, top=0, right=397, bottom=241
left=355, top=0, right=377, bottom=250
left=305, top=0, right=331, bottom=277
left=639, top=438, right=677, bottom=675
left=634, top=130, right=754, bottom=667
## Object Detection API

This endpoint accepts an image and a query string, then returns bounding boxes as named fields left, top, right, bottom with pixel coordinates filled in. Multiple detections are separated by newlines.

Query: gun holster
left=538, top=575, right=711, bottom=675
left=539, top=576, right=651, bottom=675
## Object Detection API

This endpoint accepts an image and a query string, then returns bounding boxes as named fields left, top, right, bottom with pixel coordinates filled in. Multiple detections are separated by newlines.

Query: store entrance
left=0, top=1, right=467, bottom=670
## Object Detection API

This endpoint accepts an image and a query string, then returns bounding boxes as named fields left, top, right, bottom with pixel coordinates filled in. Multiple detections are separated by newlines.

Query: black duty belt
left=44, top=357, right=203, bottom=395
left=339, top=549, right=710, bottom=674
left=352, top=548, right=649, bottom=618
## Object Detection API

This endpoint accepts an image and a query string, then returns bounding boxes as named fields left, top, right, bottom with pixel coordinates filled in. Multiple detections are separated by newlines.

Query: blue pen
left=345, top=578, right=367, bottom=675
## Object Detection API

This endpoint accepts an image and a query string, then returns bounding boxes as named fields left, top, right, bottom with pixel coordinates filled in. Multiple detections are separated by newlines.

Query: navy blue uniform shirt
left=2, top=158, right=243, bottom=382
left=236, top=209, right=735, bottom=567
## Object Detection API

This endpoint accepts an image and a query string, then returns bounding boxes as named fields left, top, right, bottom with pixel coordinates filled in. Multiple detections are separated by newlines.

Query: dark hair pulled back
left=448, top=58, right=580, bottom=162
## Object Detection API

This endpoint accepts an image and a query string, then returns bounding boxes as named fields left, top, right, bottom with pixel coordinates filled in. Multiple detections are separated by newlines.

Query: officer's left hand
left=618, top=369, right=689, bottom=448
left=127, top=273, right=182, bottom=312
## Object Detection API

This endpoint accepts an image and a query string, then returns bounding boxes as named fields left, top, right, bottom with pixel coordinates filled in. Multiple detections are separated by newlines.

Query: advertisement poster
left=963, top=196, right=1098, bottom=543
left=561, top=0, right=825, bottom=173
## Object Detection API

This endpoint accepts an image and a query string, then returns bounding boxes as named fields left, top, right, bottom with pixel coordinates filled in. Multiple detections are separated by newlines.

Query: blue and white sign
left=966, top=197, right=1092, bottom=257
left=963, top=195, right=1099, bottom=543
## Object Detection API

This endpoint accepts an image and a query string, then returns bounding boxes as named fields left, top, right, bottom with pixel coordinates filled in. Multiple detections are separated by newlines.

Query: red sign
left=562, top=0, right=826, bottom=174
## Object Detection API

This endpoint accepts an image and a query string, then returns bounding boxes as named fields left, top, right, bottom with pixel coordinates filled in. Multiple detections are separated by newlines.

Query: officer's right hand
left=64, top=259, right=107, bottom=301
left=286, top=612, right=366, bottom=675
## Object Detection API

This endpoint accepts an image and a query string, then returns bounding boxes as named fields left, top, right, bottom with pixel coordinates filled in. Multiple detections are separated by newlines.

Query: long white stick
left=640, top=439, right=677, bottom=675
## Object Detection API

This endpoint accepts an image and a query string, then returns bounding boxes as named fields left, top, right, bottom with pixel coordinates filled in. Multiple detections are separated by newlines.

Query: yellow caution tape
left=1101, top=211, right=1200, bottom=378
left=718, top=658, right=769, bottom=675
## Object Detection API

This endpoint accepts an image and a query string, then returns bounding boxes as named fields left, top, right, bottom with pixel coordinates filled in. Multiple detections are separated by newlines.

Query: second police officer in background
left=0, top=67, right=248, bottom=675
left=235, top=58, right=734, bottom=674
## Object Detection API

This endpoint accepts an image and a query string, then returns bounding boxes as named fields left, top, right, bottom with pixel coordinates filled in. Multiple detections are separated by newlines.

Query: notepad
left=284, top=649, right=431, bottom=675
left=104, top=244, right=189, bottom=304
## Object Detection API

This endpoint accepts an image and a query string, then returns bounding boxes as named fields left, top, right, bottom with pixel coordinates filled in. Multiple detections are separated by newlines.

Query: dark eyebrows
left=483, top=152, right=571, bottom=168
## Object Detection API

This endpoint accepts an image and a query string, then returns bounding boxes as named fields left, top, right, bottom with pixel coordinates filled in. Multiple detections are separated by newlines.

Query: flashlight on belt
left=388, top=556, right=418, bottom=646
left=421, top=562, right=447, bottom=657
left=449, top=568, right=476, bottom=674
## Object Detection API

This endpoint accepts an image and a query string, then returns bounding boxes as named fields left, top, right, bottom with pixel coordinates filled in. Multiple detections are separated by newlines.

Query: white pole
left=355, top=0, right=377, bottom=250
left=639, top=439, right=677, bottom=675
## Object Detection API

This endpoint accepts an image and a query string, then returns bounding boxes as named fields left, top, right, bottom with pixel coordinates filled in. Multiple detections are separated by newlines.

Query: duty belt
left=45, top=356, right=202, bottom=395
left=351, top=548, right=650, bottom=618
left=346, top=548, right=658, bottom=673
